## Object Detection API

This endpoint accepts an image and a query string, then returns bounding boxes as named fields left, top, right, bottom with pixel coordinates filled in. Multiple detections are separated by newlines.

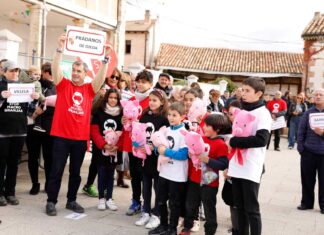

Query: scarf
left=104, top=103, right=121, bottom=116
left=135, top=88, right=153, bottom=102
left=241, top=99, right=264, bottom=111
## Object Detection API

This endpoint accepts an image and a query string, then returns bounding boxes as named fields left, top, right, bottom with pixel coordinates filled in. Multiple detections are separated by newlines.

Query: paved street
left=0, top=138, right=323, bottom=235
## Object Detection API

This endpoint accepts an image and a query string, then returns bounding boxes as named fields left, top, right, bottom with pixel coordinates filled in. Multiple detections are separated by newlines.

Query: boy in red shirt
left=180, top=114, right=231, bottom=235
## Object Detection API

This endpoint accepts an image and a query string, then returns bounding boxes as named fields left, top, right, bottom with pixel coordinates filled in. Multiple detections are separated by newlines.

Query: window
left=125, top=40, right=132, bottom=54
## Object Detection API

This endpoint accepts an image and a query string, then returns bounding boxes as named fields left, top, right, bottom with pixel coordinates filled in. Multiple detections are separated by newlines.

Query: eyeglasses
left=110, top=75, right=120, bottom=80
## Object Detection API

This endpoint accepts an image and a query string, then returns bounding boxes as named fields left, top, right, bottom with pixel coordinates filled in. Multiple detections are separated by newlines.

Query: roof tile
left=156, top=44, right=303, bottom=74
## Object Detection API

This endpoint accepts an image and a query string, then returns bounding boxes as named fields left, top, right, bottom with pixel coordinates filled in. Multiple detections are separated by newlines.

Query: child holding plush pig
left=135, top=89, right=169, bottom=229
left=180, top=114, right=231, bottom=235
left=90, top=88, right=123, bottom=211
left=227, top=77, right=271, bottom=235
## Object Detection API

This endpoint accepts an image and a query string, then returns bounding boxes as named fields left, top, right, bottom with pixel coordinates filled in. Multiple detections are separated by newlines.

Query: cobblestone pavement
left=0, top=138, right=323, bottom=235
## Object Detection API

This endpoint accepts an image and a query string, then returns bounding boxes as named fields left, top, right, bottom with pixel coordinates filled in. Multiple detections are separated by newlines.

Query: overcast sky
left=125, top=0, right=324, bottom=53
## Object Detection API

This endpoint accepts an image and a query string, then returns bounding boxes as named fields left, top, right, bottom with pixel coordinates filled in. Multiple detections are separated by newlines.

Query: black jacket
left=140, top=111, right=169, bottom=175
left=0, top=76, right=28, bottom=136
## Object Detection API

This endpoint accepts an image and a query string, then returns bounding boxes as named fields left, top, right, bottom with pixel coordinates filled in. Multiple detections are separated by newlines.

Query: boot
left=29, top=183, right=40, bottom=195
left=117, top=170, right=129, bottom=188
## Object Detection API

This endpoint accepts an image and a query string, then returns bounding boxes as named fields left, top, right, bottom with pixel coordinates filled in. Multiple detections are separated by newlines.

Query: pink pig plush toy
left=180, top=129, right=210, bottom=170
left=150, top=126, right=171, bottom=171
left=131, top=122, right=152, bottom=165
left=187, top=99, right=206, bottom=133
left=120, top=100, right=142, bottom=132
left=229, top=108, right=256, bottom=165
left=102, top=129, right=122, bottom=162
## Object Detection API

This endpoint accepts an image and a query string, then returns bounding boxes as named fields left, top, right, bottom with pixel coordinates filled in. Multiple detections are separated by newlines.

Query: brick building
left=301, top=12, right=324, bottom=94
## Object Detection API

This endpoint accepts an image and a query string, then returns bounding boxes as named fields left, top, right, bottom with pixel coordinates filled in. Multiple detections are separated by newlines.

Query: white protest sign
left=7, top=83, right=35, bottom=103
left=271, top=116, right=286, bottom=130
left=309, top=113, right=324, bottom=129
left=65, top=26, right=106, bottom=60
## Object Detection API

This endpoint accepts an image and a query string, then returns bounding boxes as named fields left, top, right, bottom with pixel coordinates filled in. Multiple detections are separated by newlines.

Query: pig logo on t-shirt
left=167, top=136, right=175, bottom=149
left=145, top=122, right=155, bottom=143
left=103, top=119, right=117, bottom=132
left=72, top=92, right=83, bottom=106
left=68, top=92, right=84, bottom=115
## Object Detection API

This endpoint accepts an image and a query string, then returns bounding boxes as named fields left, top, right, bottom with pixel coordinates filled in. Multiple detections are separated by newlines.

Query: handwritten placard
left=65, top=26, right=106, bottom=59
left=309, top=113, right=324, bottom=129
left=271, top=116, right=286, bottom=130
left=7, top=83, right=35, bottom=103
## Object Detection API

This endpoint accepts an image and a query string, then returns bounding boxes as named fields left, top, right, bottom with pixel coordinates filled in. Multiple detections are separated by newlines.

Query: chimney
left=314, top=12, right=320, bottom=18
left=144, top=10, right=151, bottom=23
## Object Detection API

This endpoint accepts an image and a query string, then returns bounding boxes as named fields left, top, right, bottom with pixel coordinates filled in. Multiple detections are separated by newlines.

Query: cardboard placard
left=271, top=116, right=286, bottom=130
left=65, top=26, right=106, bottom=59
left=309, top=113, right=324, bottom=129
left=7, top=83, right=35, bottom=103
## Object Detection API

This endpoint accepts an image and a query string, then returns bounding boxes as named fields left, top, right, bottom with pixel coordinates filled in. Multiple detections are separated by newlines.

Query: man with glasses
left=0, top=60, right=39, bottom=206
left=45, top=34, right=111, bottom=216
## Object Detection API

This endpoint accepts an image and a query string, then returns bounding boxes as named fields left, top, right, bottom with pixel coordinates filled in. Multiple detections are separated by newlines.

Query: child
left=227, top=77, right=271, bottom=235
left=148, top=102, right=188, bottom=235
left=122, top=70, right=154, bottom=215
left=90, top=88, right=123, bottom=211
left=135, top=89, right=169, bottom=229
left=19, top=66, right=44, bottom=124
left=180, top=114, right=231, bottom=235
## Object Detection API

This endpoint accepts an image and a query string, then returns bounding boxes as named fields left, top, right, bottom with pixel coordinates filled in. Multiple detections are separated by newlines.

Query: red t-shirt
left=50, top=78, right=95, bottom=140
left=188, top=136, right=228, bottom=187
left=266, top=99, right=287, bottom=114
left=121, top=95, right=150, bottom=152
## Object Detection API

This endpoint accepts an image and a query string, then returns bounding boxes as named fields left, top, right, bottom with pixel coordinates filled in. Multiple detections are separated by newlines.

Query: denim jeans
left=288, top=116, right=301, bottom=147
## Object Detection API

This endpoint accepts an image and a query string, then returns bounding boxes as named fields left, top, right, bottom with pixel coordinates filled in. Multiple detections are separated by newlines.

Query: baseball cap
left=2, top=60, right=19, bottom=71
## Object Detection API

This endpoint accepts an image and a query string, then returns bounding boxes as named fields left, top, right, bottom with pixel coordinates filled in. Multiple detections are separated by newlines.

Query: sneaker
left=29, top=183, right=40, bottom=195
left=148, top=224, right=168, bottom=235
left=46, top=202, right=57, bottom=216
left=177, top=217, right=184, bottom=228
left=126, top=199, right=141, bottom=216
left=0, top=196, right=7, bottom=206
left=106, top=199, right=118, bottom=211
left=191, top=220, right=200, bottom=232
left=135, top=212, right=150, bottom=226
left=145, top=215, right=160, bottom=229
left=98, top=198, right=106, bottom=211
left=66, top=201, right=84, bottom=213
left=180, top=228, right=191, bottom=235
left=33, top=125, right=46, bottom=133
left=82, top=184, right=98, bottom=197
left=6, top=196, right=19, bottom=205
left=288, top=146, right=293, bottom=149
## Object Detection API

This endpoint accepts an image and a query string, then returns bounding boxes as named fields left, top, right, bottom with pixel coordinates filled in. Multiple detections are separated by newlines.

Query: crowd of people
left=1, top=34, right=324, bottom=235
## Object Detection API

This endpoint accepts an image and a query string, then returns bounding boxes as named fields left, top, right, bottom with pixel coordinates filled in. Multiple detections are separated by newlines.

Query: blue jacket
left=297, top=106, right=324, bottom=154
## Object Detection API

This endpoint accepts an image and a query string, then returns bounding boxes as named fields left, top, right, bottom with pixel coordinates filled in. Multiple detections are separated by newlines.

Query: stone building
left=124, top=10, right=159, bottom=69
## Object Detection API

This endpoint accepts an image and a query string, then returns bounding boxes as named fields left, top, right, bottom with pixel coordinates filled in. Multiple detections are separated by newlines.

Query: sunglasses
left=110, top=74, right=120, bottom=80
